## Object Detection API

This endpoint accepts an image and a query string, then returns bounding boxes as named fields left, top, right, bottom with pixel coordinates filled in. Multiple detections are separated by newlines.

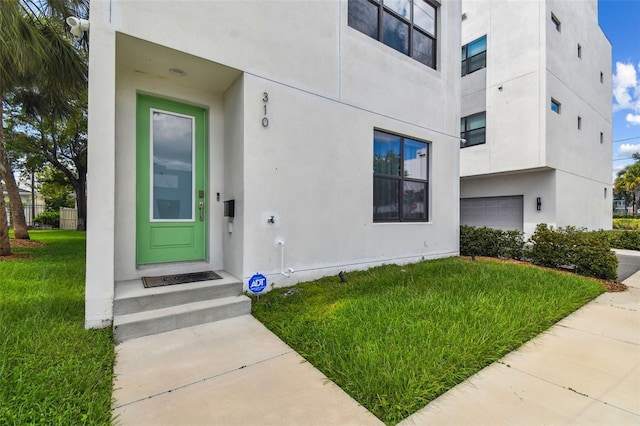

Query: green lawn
left=252, top=257, right=604, bottom=425
left=0, top=231, right=114, bottom=425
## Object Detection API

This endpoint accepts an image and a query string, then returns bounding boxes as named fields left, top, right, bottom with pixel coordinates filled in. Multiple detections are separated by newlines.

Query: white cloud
left=619, top=143, right=640, bottom=153
left=627, top=113, right=640, bottom=125
left=613, top=61, right=640, bottom=125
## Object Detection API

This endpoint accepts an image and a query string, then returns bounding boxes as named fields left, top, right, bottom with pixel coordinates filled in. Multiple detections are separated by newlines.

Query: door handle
left=199, top=201, right=204, bottom=221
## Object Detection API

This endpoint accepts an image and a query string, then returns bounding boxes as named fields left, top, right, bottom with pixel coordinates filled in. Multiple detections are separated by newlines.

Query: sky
left=598, top=0, right=640, bottom=181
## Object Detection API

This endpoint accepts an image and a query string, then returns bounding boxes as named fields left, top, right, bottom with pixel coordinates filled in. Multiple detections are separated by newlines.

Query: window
left=348, top=0, right=437, bottom=69
left=577, top=44, right=582, bottom=58
left=373, top=130, right=429, bottom=222
left=460, top=112, right=486, bottom=148
left=600, top=72, right=604, bottom=83
left=551, top=13, right=561, bottom=32
left=577, top=116, right=582, bottom=129
left=551, top=98, right=561, bottom=114
left=461, top=35, right=487, bottom=76
left=600, top=132, right=604, bottom=144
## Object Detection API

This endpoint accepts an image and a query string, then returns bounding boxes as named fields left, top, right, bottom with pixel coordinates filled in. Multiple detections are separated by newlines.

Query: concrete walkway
left=113, top=273, right=640, bottom=426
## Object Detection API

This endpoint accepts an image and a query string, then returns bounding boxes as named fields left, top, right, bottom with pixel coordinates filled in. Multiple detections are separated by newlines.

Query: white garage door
left=460, top=196, right=523, bottom=231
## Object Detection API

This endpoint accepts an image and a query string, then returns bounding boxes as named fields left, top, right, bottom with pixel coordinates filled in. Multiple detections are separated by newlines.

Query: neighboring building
left=85, top=1, right=462, bottom=329
left=459, top=0, right=612, bottom=233
left=3, top=187, right=45, bottom=227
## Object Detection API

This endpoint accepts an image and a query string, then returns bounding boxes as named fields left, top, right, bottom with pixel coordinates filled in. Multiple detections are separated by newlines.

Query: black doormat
left=142, top=271, right=223, bottom=288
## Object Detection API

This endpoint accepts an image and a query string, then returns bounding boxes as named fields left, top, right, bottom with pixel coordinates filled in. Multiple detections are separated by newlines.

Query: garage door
left=460, top=196, right=523, bottom=231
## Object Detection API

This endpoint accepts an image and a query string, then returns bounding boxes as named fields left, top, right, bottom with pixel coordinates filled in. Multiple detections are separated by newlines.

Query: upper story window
left=461, top=35, right=486, bottom=77
left=551, top=98, right=561, bottom=114
left=600, top=72, right=604, bottom=83
left=348, top=0, right=438, bottom=69
left=551, top=13, right=561, bottom=32
left=373, top=130, right=429, bottom=222
left=460, top=112, right=486, bottom=148
left=577, top=116, right=582, bottom=129
left=577, top=44, right=582, bottom=58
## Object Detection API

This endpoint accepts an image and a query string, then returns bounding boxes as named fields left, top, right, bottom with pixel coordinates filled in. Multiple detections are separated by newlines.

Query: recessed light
left=169, top=68, right=186, bottom=77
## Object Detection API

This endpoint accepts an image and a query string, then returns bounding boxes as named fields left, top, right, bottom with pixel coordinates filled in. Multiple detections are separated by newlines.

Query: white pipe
left=277, top=241, right=294, bottom=277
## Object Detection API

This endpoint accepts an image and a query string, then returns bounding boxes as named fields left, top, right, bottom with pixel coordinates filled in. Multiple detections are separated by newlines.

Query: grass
left=0, top=231, right=114, bottom=425
left=252, top=257, right=604, bottom=425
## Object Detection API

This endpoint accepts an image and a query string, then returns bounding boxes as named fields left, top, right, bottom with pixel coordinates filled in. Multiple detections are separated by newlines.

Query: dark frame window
left=373, top=130, right=429, bottom=222
left=462, top=35, right=486, bottom=76
left=348, top=0, right=438, bottom=69
left=551, top=98, right=561, bottom=114
left=577, top=116, right=582, bottom=129
left=460, top=112, right=486, bottom=148
left=577, top=44, right=582, bottom=58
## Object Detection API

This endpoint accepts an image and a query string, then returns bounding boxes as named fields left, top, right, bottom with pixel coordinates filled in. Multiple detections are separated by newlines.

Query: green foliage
left=252, top=258, right=603, bottom=425
left=460, top=225, right=524, bottom=259
left=33, top=211, right=60, bottom=227
left=613, top=218, right=640, bottom=230
left=0, top=231, right=114, bottom=425
left=37, top=167, right=75, bottom=211
left=601, top=230, right=640, bottom=250
left=526, top=224, right=618, bottom=280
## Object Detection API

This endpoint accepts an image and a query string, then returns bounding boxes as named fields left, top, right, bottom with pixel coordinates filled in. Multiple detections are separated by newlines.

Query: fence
left=3, top=204, right=78, bottom=229
left=59, top=207, right=78, bottom=230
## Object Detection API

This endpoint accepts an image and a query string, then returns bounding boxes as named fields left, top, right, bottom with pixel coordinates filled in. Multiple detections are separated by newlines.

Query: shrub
left=613, top=218, right=640, bottom=230
left=33, top=211, right=60, bottom=228
left=526, top=224, right=617, bottom=280
left=460, top=225, right=524, bottom=260
left=602, top=229, right=640, bottom=250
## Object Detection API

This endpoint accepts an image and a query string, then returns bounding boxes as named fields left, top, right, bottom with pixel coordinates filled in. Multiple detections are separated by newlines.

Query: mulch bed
left=0, top=239, right=48, bottom=261
left=462, top=256, right=628, bottom=293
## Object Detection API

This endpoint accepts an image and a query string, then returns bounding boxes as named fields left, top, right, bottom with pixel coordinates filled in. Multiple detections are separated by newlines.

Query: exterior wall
left=460, top=170, right=556, bottom=235
left=85, top=0, right=462, bottom=326
left=459, top=0, right=612, bottom=232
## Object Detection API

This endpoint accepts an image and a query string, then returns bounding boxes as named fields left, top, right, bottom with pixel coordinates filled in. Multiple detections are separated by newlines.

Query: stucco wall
left=86, top=0, right=462, bottom=325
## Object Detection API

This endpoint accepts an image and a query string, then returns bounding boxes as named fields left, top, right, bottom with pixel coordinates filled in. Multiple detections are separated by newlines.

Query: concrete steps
left=113, top=272, right=250, bottom=342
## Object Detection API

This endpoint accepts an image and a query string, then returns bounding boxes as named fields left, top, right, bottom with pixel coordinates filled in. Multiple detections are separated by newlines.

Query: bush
left=602, top=229, right=640, bottom=250
left=526, top=224, right=617, bottom=280
left=460, top=225, right=524, bottom=260
left=33, top=211, right=60, bottom=228
left=613, top=218, right=640, bottom=230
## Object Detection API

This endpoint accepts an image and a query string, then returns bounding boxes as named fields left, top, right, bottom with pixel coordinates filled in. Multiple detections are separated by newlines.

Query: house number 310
left=262, top=92, right=269, bottom=128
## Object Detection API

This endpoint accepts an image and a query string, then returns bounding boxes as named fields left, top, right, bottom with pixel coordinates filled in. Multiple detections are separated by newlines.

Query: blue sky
left=598, top=0, right=640, bottom=180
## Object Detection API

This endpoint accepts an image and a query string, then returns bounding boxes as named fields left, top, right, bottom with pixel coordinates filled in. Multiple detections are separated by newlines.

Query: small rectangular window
left=600, top=132, right=604, bottom=144
left=460, top=112, right=486, bottom=148
left=373, top=130, right=429, bottom=222
left=577, top=116, right=582, bottom=129
left=600, top=72, right=604, bottom=83
left=461, top=35, right=487, bottom=77
left=577, top=44, right=582, bottom=58
left=551, top=13, right=561, bottom=32
left=604, top=187, right=607, bottom=199
left=551, top=98, right=561, bottom=114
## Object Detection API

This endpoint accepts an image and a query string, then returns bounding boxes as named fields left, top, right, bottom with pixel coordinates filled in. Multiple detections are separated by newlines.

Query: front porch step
left=113, top=295, right=251, bottom=342
left=114, top=273, right=243, bottom=315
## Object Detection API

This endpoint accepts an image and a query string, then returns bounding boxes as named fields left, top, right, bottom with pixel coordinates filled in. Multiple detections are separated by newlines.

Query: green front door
left=136, top=94, right=207, bottom=265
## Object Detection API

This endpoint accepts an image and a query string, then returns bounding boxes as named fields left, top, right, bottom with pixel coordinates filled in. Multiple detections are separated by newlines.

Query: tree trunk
left=0, top=98, right=29, bottom=239
left=75, top=170, right=87, bottom=231
left=0, top=179, right=11, bottom=256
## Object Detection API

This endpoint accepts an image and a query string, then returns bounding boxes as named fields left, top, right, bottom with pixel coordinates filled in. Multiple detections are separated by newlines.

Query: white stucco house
left=459, top=0, right=612, bottom=234
left=85, top=0, right=462, bottom=335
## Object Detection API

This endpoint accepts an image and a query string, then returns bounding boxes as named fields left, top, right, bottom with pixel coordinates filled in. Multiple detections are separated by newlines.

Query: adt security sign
left=248, top=273, right=267, bottom=294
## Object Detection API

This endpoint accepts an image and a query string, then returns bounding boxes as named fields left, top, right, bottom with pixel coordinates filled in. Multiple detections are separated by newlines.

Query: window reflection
left=152, top=111, right=194, bottom=220
left=383, top=11, right=409, bottom=55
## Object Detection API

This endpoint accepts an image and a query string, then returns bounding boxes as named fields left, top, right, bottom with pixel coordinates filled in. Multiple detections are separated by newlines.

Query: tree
left=37, top=167, right=75, bottom=212
left=0, top=0, right=87, bottom=253
left=614, top=153, right=640, bottom=217
left=10, top=88, right=88, bottom=229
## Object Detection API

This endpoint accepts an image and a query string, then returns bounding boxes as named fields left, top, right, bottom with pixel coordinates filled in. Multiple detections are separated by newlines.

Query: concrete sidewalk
left=113, top=273, right=640, bottom=426
left=112, top=314, right=383, bottom=426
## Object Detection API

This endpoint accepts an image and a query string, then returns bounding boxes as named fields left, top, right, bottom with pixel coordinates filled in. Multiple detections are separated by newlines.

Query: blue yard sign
left=248, top=273, right=267, bottom=294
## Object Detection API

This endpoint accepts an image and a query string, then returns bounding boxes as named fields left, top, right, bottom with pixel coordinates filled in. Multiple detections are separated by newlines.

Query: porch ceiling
left=116, top=33, right=242, bottom=94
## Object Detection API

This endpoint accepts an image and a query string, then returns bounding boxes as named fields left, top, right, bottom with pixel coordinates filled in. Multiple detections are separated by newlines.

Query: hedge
left=460, top=224, right=618, bottom=281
